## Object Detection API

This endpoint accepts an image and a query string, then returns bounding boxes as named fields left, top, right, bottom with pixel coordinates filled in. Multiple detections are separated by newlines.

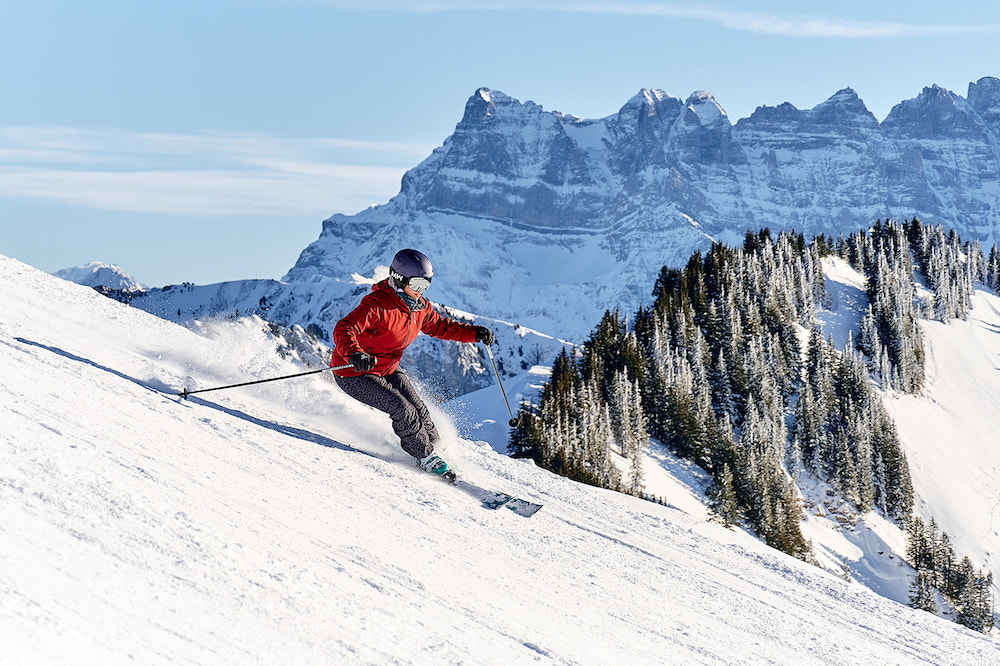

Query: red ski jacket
left=331, top=279, right=478, bottom=377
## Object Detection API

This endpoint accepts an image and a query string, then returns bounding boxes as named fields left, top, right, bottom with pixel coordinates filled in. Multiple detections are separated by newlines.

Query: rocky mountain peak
left=735, top=101, right=803, bottom=132
left=882, top=84, right=981, bottom=138
left=968, top=76, right=1000, bottom=129
left=459, top=87, right=543, bottom=126
left=611, top=89, right=681, bottom=134
left=813, top=88, right=877, bottom=121
left=460, top=87, right=496, bottom=124
left=683, top=91, right=728, bottom=124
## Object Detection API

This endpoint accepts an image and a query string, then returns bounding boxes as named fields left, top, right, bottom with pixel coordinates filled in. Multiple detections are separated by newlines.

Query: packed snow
left=2, top=254, right=999, bottom=664
left=888, top=289, right=1000, bottom=585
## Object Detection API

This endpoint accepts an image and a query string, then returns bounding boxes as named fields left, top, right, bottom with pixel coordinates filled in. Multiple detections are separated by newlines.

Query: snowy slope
left=2, top=254, right=999, bottom=665
left=887, top=287, right=1000, bottom=586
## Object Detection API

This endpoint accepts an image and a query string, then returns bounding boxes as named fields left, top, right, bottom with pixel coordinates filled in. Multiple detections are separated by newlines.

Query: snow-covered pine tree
left=857, top=306, right=879, bottom=360
left=904, top=516, right=993, bottom=633
left=708, top=462, right=739, bottom=527
left=986, top=244, right=1000, bottom=294
left=792, top=381, right=822, bottom=471
left=623, top=372, right=649, bottom=496
left=957, top=567, right=994, bottom=633
left=507, top=399, right=541, bottom=459
left=868, top=402, right=913, bottom=522
left=909, top=569, right=938, bottom=614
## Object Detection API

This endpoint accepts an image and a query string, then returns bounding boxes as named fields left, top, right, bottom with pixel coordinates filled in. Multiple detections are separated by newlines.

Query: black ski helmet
left=389, top=248, right=433, bottom=288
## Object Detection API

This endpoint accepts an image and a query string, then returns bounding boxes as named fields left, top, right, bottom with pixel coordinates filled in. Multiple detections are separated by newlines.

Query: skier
left=331, top=248, right=494, bottom=479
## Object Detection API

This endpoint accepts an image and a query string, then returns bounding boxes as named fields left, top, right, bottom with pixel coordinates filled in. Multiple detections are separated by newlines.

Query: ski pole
left=177, top=364, right=353, bottom=399
left=485, top=345, right=519, bottom=427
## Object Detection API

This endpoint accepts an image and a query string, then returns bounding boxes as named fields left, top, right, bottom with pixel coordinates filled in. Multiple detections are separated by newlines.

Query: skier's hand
left=474, top=326, right=494, bottom=346
left=349, top=352, right=376, bottom=373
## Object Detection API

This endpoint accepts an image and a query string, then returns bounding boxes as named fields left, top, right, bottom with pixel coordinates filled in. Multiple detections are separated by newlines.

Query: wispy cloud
left=292, top=0, right=998, bottom=39
left=643, top=6, right=998, bottom=39
left=0, top=127, right=435, bottom=216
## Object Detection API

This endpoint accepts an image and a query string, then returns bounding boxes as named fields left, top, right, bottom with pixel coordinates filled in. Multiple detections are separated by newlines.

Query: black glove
left=349, top=352, right=376, bottom=373
left=474, top=326, right=494, bottom=346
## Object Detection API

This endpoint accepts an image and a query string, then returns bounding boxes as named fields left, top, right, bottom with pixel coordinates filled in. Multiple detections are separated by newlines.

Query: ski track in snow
left=2, top=254, right=1000, bottom=665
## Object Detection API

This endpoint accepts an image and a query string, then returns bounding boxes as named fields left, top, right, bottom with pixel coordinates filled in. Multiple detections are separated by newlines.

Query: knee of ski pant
left=399, top=428, right=432, bottom=459
left=389, top=401, right=422, bottom=437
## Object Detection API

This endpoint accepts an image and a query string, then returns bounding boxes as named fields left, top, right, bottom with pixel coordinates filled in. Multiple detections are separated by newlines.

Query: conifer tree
left=909, top=569, right=938, bottom=613
left=625, top=374, right=649, bottom=495
left=792, top=382, right=821, bottom=470
left=508, top=400, right=542, bottom=460
left=986, top=244, right=1000, bottom=294
left=904, top=516, right=994, bottom=632
left=708, top=463, right=739, bottom=527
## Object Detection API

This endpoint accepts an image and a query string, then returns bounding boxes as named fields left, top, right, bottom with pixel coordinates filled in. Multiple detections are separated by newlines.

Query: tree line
left=509, top=219, right=996, bottom=630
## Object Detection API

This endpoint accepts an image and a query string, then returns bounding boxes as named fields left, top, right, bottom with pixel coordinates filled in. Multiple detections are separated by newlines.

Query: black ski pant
left=334, top=370, right=440, bottom=459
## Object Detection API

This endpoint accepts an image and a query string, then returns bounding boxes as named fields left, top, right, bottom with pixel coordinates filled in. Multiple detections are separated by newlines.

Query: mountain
left=125, top=78, right=1000, bottom=397
left=4, top=252, right=999, bottom=663
left=281, top=78, right=1000, bottom=336
left=54, top=261, right=143, bottom=292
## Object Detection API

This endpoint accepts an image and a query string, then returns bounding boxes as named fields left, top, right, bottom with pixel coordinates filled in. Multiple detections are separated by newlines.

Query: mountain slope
left=3, top=256, right=999, bottom=664
left=810, top=255, right=1000, bottom=600
left=886, top=288, right=1000, bottom=578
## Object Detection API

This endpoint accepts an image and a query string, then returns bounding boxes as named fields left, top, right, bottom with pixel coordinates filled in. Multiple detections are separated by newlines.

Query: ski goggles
left=405, top=275, right=432, bottom=293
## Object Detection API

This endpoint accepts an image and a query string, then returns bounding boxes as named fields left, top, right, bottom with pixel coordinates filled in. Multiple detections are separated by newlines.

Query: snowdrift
left=2, top=255, right=998, bottom=664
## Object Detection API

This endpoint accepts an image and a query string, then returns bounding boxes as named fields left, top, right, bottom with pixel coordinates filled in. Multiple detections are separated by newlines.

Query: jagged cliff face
left=391, top=87, right=737, bottom=232
left=730, top=88, right=886, bottom=237
left=358, top=81, right=1000, bottom=244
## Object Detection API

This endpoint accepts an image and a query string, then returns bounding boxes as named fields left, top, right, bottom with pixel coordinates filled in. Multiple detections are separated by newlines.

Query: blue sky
left=3, top=0, right=998, bottom=286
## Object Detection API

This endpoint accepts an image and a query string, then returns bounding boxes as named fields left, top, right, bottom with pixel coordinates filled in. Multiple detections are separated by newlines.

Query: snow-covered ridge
left=54, top=260, right=143, bottom=292
left=4, top=253, right=999, bottom=663
left=815, top=258, right=1000, bottom=619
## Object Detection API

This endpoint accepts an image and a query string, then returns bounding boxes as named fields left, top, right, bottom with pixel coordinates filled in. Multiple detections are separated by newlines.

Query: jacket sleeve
left=420, top=303, right=479, bottom=343
left=333, top=294, right=380, bottom=358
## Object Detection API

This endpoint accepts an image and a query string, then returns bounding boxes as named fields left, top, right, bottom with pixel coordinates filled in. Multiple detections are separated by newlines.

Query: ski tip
left=518, top=503, right=543, bottom=517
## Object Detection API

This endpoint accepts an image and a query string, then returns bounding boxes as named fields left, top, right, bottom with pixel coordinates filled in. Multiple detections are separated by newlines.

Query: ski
left=480, top=489, right=543, bottom=517
left=418, top=460, right=542, bottom=517
left=454, top=479, right=543, bottom=517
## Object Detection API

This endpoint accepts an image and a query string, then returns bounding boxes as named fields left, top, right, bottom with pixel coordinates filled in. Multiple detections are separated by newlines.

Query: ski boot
left=418, top=453, right=456, bottom=484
